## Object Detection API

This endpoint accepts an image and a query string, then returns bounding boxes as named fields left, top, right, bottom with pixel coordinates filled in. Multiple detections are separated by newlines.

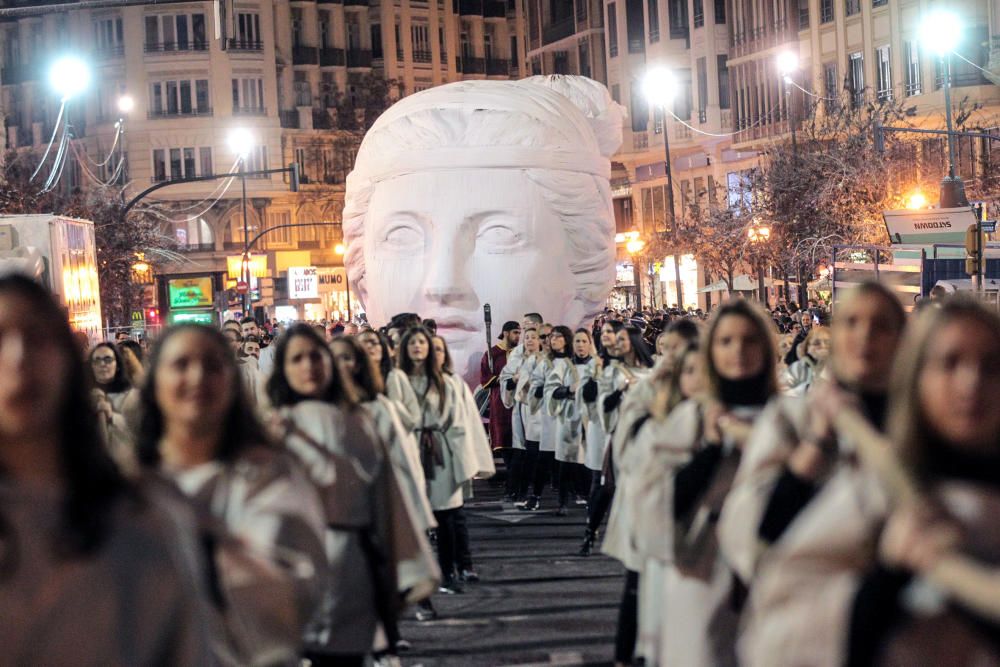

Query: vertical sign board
left=288, top=266, right=319, bottom=299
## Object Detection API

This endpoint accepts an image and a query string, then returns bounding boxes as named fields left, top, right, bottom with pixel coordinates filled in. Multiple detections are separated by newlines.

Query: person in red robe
left=481, top=321, right=520, bottom=451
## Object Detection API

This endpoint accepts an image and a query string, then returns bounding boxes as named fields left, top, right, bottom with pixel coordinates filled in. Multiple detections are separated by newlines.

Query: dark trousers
left=558, top=462, right=591, bottom=507
left=502, top=447, right=525, bottom=497
left=452, top=506, right=473, bottom=571
left=614, top=569, right=640, bottom=664
left=520, top=440, right=553, bottom=498
left=303, top=652, right=365, bottom=667
left=433, top=507, right=461, bottom=578
left=587, top=474, right=614, bottom=533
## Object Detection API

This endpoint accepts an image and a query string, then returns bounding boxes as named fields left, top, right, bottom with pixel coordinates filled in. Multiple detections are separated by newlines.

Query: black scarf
left=925, top=443, right=1000, bottom=489
left=573, top=354, right=591, bottom=365
left=717, top=372, right=770, bottom=407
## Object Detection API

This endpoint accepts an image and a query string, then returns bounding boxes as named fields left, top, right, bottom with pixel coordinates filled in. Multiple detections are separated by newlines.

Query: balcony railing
left=320, top=47, right=346, bottom=66
left=144, top=40, right=209, bottom=53
left=293, top=45, right=319, bottom=64
left=412, top=49, right=432, bottom=63
left=346, top=49, right=373, bottom=67
left=457, top=56, right=486, bottom=73
left=486, top=58, right=509, bottom=75
left=280, top=110, right=300, bottom=128
left=177, top=242, right=216, bottom=252
left=147, top=107, right=213, bottom=119
left=233, top=106, right=267, bottom=116
left=627, top=37, right=645, bottom=53
left=632, top=132, right=648, bottom=150
left=543, top=15, right=576, bottom=44
left=0, top=64, right=36, bottom=85
left=94, top=44, right=125, bottom=59
left=227, top=38, right=264, bottom=51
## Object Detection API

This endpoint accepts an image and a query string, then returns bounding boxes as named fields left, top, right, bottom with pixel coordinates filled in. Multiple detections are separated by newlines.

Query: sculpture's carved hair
left=343, top=75, right=624, bottom=326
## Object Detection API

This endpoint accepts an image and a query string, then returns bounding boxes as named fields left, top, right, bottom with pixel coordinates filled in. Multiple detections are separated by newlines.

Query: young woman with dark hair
left=358, top=328, right=395, bottom=384
left=499, top=327, right=545, bottom=503
left=625, top=300, right=778, bottom=667
left=545, top=327, right=595, bottom=516
left=0, top=276, right=213, bottom=664
left=88, top=341, right=140, bottom=464
left=393, top=327, right=490, bottom=595
left=522, top=324, right=567, bottom=511
left=137, top=324, right=328, bottom=665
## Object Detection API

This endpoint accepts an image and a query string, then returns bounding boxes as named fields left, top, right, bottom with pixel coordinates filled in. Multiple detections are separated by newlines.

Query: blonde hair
left=888, top=298, right=1000, bottom=482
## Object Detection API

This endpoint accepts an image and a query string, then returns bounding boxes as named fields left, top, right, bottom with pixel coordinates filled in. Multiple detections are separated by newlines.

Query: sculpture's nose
left=423, top=236, right=476, bottom=308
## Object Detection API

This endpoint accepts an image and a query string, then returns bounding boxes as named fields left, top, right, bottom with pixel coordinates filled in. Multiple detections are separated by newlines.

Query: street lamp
left=48, top=56, right=91, bottom=101
left=906, top=191, right=928, bottom=210
left=641, top=67, right=684, bottom=309
left=919, top=10, right=967, bottom=208
left=334, top=243, right=354, bottom=321
left=115, top=95, right=134, bottom=186
left=776, top=50, right=799, bottom=157
left=229, top=128, right=255, bottom=315
left=117, top=95, right=134, bottom=114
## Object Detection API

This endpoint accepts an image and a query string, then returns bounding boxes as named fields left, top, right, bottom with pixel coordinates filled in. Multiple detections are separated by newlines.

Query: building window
left=295, top=147, right=308, bottom=182
left=820, top=0, right=833, bottom=23
left=715, top=0, right=725, bottom=23
left=872, top=0, right=887, bottom=7
left=372, top=24, right=384, bottom=58
left=668, top=0, right=689, bottom=40
left=696, top=57, right=708, bottom=122
left=232, top=78, right=265, bottom=113
left=611, top=83, right=620, bottom=102
left=823, top=61, right=838, bottom=110
left=648, top=0, right=660, bottom=42
left=849, top=51, right=864, bottom=108
left=149, top=78, right=211, bottom=116
left=653, top=105, right=664, bottom=133
left=144, top=13, right=207, bottom=51
left=291, top=8, right=304, bottom=47
left=152, top=149, right=167, bottom=181
left=235, top=12, right=262, bottom=48
left=152, top=145, right=206, bottom=181
left=641, top=185, right=669, bottom=232
left=412, top=23, right=431, bottom=62
left=798, top=0, right=809, bottom=28
left=199, top=147, right=213, bottom=175
left=630, top=82, right=648, bottom=132
left=875, top=45, right=891, bottom=100
left=293, top=71, right=312, bottom=107
left=578, top=40, right=591, bottom=78
left=245, top=145, right=268, bottom=173
left=693, top=0, right=704, bottom=28
left=674, top=68, right=692, bottom=120
left=845, top=0, right=859, bottom=18
left=626, top=0, right=645, bottom=53
left=718, top=54, right=730, bottom=109
left=608, top=3, right=619, bottom=57
left=93, top=16, right=124, bottom=56
left=904, top=41, right=921, bottom=96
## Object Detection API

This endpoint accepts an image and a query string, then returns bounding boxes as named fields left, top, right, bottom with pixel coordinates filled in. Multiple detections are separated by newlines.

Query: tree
left=682, top=198, right=775, bottom=292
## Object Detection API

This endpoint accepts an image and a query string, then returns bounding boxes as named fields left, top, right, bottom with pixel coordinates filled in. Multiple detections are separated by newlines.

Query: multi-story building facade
left=0, top=0, right=527, bottom=324
left=524, top=0, right=608, bottom=83
left=604, top=0, right=1000, bottom=308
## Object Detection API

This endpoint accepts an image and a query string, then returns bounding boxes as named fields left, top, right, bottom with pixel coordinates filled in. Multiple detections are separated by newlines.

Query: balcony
left=280, top=110, right=300, bottom=128
left=632, top=132, right=648, bottom=150
left=458, top=0, right=483, bottom=14
left=347, top=49, right=373, bottom=67
left=178, top=242, right=216, bottom=252
left=457, top=56, right=486, bottom=73
left=234, top=106, right=267, bottom=116
left=293, top=45, right=319, bottom=65
left=484, top=0, right=506, bottom=17
left=144, top=40, right=209, bottom=54
left=93, top=44, right=125, bottom=60
left=0, top=64, right=37, bottom=85
left=542, top=16, right=576, bottom=44
left=413, top=49, right=433, bottom=63
left=147, top=107, right=214, bottom=119
left=320, top=47, right=345, bottom=66
left=344, top=0, right=368, bottom=5
left=486, top=58, right=509, bottom=75
left=227, top=39, right=264, bottom=52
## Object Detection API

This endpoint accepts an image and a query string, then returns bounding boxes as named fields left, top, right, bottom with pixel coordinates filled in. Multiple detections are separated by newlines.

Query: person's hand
left=787, top=440, right=829, bottom=480
left=703, top=400, right=728, bottom=444
left=804, top=382, right=855, bottom=446
left=880, top=504, right=961, bottom=573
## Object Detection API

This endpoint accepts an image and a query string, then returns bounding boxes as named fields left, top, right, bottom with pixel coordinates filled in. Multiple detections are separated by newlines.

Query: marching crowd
left=3, top=269, right=1000, bottom=666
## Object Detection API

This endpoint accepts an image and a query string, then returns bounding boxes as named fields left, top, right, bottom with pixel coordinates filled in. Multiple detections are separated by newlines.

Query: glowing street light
left=747, top=224, right=771, bottom=242
left=228, top=127, right=255, bottom=159
left=626, top=238, right=645, bottom=255
left=919, top=9, right=962, bottom=57
left=49, top=56, right=91, bottom=100
left=117, top=95, right=135, bottom=115
left=906, top=191, right=928, bottom=210
left=641, top=67, right=677, bottom=109
left=776, top=51, right=799, bottom=83
left=335, top=243, right=346, bottom=255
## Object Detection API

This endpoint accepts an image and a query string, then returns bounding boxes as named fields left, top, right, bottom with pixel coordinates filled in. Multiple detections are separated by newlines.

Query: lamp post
left=642, top=67, right=685, bottom=309
left=776, top=51, right=799, bottom=159
left=626, top=235, right=645, bottom=310
left=919, top=10, right=967, bottom=208
left=49, top=55, right=90, bottom=102
left=748, top=221, right=771, bottom=307
left=228, top=128, right=255, bottom=315
left=334, top=242, right=352, bottom=322
left=116, top=94, right=133, bottom=186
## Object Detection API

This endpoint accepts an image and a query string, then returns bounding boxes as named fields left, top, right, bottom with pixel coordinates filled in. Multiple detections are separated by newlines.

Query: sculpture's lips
left=429, top=314, right=479, bottom=333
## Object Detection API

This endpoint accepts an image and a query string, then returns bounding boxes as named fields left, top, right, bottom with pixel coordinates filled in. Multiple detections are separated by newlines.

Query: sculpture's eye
left=477, top=224, right=522, bottom=251
left=381, top=224, right=423, bottom=248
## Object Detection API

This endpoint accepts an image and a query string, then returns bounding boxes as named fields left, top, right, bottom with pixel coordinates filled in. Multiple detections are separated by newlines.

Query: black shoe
left=415, top=600, right=437, bottom=621
left=578, top=528, right=597, bottom=556
left=519, top=495, right=540, bottom=511
left=439, top=576, right=464, bottom=594
left=555, top=504, right=568, bottom=517
left=395, top=639, right=412, bottom=652
left=459, top=568, right=480, bottom=583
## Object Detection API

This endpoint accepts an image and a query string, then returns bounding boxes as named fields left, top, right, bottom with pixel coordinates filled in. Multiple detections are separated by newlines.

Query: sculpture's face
left=361, top=169, right=577, bottom=383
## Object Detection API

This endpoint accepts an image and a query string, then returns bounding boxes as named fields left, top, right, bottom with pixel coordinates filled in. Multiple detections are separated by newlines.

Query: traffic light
left=965, top=224, right=985, bottom=276
left=289, top=162, right=300, bottom=193
left=147, top=308, right=160, bottom=324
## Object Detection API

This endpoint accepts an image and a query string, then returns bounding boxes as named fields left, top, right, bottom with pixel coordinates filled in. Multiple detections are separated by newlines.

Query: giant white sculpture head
left=343, top=75, right=624, bottom=383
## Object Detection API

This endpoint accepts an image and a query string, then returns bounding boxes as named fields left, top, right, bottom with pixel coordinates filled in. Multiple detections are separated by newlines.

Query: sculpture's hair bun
left=523, top=75, right=625, bottom=159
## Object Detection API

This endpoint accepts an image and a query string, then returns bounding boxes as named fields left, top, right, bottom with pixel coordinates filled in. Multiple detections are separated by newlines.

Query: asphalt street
left=399, top=479, right=625, bottom=667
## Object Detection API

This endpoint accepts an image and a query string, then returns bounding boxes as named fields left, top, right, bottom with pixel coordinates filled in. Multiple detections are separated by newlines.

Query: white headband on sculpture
left=347, top=79, right=613, bottom=188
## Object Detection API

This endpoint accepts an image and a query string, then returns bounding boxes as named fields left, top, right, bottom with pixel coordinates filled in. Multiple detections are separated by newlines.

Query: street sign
left=883, top=207, right=978, bottom=244
left=983, top=220, right=997, bottom=233
left=130, top=309, right=145, bottom=324
left=236, top=280, right=249, bottom=294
